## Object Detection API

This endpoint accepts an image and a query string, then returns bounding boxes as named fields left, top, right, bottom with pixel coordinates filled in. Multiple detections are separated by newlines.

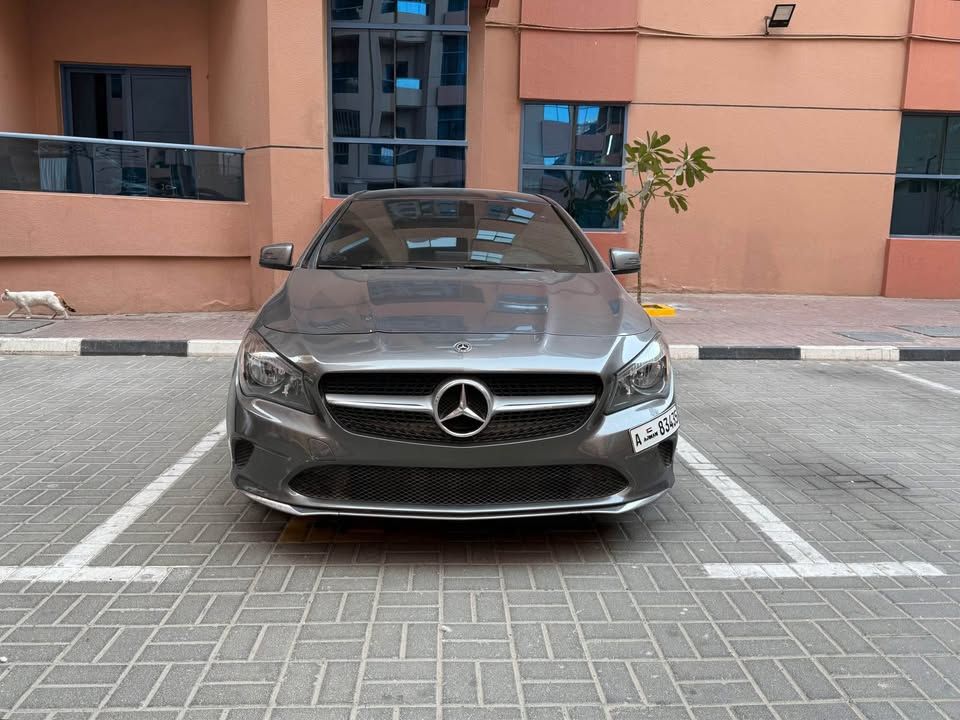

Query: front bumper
left=228, top=376, right=676, bottom=520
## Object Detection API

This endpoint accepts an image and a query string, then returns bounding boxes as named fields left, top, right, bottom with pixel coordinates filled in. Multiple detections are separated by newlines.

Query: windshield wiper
left=315, top=263, right=543, bottom=271
left=456, top=263, right=544, bottom=272
left=360, top=263, right=457, bottom=270
left=315, top=263, right=454, bottom=270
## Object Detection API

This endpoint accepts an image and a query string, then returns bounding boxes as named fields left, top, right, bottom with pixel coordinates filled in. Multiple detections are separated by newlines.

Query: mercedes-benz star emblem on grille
left=453, top=341, right=472, bottom=353
left=432, top=379, right=493, bottom=438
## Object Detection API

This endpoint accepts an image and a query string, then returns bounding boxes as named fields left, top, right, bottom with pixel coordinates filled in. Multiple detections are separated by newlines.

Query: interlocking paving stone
left=0, top=319, right=53, bottom=334
left=0, top=358, right=959, bottom=718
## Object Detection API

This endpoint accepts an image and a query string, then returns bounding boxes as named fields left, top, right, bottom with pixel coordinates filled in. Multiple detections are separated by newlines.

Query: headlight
left=238, top=332, right=313, bottom=413
left=606, top=335, right=671, bottom=413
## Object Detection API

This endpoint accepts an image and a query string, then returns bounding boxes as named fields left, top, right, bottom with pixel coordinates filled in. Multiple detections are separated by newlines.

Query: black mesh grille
left=288, top=464, right=628, bottom=506
left=658, top=439, right=675, bottom=467
left=233, top=440, right=254, bottom=467
left=322, top=372, right=601, bottom=397
left=322, top=372, right=601, bottom=444
left=328, top=405, right=594, bottom=444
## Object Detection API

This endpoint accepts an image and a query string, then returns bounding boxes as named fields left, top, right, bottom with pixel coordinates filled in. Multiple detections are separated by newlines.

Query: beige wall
left=212, top=0, right=328, bottom=305
left=0, top=0, right=247, bottom=315
left=24, top=0, right=211, bottom=142
left=1, top=256, right=250, bottom=314
left=209, top=0, right=270, bottom=149
left=209, top=0, right=329, bottom=306
left=1, top=0, right=332, bottom=313
left=0, top=0, right=33, bottom=130
left=479, top=0, right=912, bottom=295
left=0, top=190, right=250, bottom=313
left=5, top=0, right=960, bottom=309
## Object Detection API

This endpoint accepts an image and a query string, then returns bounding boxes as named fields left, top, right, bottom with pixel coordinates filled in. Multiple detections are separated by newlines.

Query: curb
left=0, top=338, right=958, bottom=360
left=662, top=344, right=957, bottom=361
left=0, top=338, right=240, bottom=357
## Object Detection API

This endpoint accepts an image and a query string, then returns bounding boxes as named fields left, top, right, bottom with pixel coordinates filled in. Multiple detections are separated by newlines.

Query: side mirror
left=259, top=243, right=294, bottom=271
left=609, top=248, right=641, bottom=275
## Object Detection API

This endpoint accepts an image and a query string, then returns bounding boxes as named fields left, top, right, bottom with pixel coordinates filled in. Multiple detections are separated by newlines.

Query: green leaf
left=617, top=130, right=713, bottom=218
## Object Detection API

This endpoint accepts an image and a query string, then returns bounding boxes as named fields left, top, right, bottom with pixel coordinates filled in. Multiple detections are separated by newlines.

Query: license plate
left=629, top=405, right=679, bottom=453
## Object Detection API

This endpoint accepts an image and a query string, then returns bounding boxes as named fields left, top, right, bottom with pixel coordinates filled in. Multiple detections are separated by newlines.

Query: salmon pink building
left=1, top=0, right=958, bottom=313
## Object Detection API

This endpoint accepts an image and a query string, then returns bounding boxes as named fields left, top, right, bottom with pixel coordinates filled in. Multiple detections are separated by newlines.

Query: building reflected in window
left=329, top=0, right=468, bottom=193
left=521, top=103, right=625, bottom=229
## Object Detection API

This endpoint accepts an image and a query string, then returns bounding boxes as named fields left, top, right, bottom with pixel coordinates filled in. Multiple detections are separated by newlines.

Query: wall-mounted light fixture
left=764, top=3, right=796, bottom=34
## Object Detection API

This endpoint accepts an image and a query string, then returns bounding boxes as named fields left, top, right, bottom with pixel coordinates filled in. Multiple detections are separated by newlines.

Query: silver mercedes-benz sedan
left=227, top=188, right=678, bottom=520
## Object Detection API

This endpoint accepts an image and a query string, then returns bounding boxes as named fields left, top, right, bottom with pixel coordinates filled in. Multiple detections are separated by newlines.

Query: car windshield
left=312, top=196, right=596, bottom=272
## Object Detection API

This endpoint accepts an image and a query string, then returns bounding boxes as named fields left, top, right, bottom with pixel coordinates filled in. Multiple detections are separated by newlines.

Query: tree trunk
left=635, top=205, right=646, bottom=304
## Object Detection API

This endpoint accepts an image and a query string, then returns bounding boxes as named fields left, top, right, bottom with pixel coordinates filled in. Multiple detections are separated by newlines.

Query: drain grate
left=835, top=330, right=910, bottom=343
left=897, top=325, right=960, bottom=338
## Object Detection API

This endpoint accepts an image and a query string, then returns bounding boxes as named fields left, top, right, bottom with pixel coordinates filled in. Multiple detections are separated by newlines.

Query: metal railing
left=0, top=132, right=245, bottom=202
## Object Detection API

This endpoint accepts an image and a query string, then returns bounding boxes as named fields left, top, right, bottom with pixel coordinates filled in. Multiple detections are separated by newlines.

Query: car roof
left=354, top=187, right=551, bottom=204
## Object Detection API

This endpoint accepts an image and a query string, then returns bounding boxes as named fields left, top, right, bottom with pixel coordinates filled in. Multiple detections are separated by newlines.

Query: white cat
left=1, top=289, right=76, bottom=319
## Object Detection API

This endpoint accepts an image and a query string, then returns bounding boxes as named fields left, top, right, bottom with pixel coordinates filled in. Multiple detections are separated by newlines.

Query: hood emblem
left=432, top=379, right=493, bottom=438
left=453, top=341, right=472, bottom=353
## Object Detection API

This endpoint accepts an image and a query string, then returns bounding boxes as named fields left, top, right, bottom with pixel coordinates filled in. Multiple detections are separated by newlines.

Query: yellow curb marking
left=642, top=303, right=676, bottom=317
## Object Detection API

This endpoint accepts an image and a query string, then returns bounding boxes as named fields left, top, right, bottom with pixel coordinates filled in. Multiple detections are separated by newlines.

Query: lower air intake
left=288, top=464, right=628, bottom=506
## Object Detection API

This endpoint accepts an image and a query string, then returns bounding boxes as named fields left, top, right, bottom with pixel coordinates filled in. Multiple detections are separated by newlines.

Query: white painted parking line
left=876, top=365, right=960, bottom=396
left=676, top=436, right=945, bottom=579
left=677, top=437, right=825, bottom=564
left=703, top=561, right=943, bottom=579
left=55, top=420, right=227, bottom=569
left=0, top=566, right=170, bottom=583
left=0, top=420, right=227, bottom=584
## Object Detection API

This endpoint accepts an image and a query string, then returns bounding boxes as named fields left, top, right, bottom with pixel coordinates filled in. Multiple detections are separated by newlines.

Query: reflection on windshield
left=316, top=197, right=594, bottom=272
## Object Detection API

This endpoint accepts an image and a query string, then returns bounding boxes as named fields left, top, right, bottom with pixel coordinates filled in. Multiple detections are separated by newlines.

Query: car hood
left=259, top=268, right=652, bottom=337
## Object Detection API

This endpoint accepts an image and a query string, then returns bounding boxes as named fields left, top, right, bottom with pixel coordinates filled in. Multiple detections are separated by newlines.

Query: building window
left=328, top=2, right=468, bottom=195
left=62, top=65, right=193, bottom=145
left=520, top=103, right=625, bottom=230
left=440, top=36, right=467, bottom=86
left=437, top=106, right=465, bottom=140
left=892, top=113, right=960, bottom=236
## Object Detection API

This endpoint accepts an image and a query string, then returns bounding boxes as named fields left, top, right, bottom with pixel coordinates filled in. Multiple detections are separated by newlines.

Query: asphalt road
left=0, top=356, right=958, bottom=720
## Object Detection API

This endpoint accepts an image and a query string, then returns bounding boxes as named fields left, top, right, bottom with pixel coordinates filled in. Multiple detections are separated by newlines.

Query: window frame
left=892, top=112, right=960, bottom=238
left=327, top=6, right=470, bottom=198
left=518, top=101, right=627, bottom=232
left=60, top=64, right=194, bottom=144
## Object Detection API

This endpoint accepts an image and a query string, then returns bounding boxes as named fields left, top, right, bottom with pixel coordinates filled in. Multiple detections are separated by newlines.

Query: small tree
left=608, top=131, right=714, bottom=303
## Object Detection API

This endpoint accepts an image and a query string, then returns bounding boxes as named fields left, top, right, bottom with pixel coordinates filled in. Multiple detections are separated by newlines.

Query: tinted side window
left=891, top=113, right=960, bottom=236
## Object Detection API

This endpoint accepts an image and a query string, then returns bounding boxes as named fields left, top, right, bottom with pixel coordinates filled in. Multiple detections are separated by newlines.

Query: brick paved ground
left=16, top=312, right=255, bottom=341
left=4, top=294, right=960, bottom=347
left=0, top=357, right=958, bottom=718
left=654, top=294, right=960, bottom=348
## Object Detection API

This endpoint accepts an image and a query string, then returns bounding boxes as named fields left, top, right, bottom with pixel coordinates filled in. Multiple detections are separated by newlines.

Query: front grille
left=329, top=405, right=594, bottom=444
left=288, top=464, right=628, bottom=506
left=322, top=372, right=601, bottom=397
left=322, top=372, right=601, bottom=444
